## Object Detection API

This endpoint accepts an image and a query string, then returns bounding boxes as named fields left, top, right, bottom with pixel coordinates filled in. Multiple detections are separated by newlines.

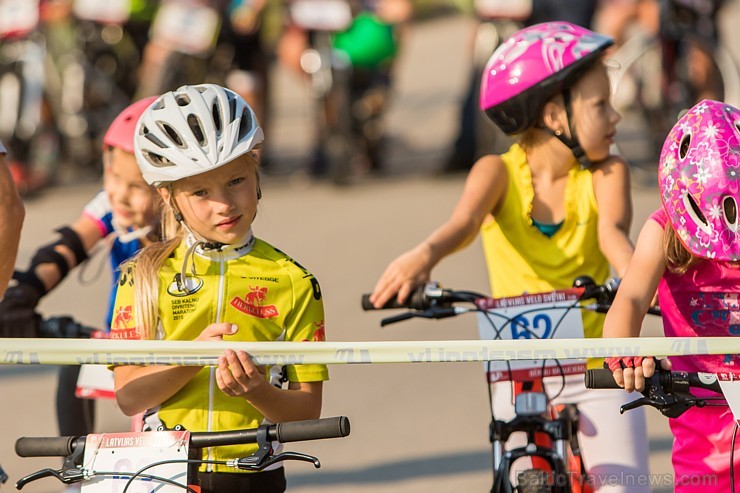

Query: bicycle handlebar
left=16, top=416, right=350, bottom=458
left=38, top=316, right=100, bottom=339
left=585, top=368, right=722, bottom=393
left=362, top=276, right=660, bottom=324
left=585, top=368, right=723, bottom=418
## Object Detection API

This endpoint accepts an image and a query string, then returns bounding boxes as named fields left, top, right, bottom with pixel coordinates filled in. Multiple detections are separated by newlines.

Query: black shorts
left=218, top=22, right=268, bottom=76
left=195, top=467, right=286, bottom=493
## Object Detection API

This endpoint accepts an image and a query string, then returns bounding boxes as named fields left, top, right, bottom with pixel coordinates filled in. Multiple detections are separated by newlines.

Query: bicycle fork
left=490, top=391, right=580, bottom=493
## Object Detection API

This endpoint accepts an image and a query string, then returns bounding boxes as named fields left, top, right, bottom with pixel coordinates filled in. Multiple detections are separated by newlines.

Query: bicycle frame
left=362, top=276, right=616, bottom=492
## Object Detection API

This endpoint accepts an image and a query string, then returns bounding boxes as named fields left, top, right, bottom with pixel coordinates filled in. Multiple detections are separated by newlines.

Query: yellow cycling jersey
left=479, top=143, right=609, bottom=348
left=110, top=234, right=328, bottom=471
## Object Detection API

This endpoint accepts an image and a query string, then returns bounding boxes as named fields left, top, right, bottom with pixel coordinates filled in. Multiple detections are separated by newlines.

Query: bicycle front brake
left=224, top=425, right=319, bottom=472
left=619, top=372, right=699, bottom=418
left=15, top=467, right=86, bottom=490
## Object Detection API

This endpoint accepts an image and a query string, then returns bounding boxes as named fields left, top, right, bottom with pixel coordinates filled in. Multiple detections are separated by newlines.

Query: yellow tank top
left=480, top=143, right=609, bottom=341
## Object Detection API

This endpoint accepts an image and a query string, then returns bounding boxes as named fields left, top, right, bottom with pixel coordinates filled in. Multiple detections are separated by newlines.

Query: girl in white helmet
left=111, top=84, right=327, bottom=492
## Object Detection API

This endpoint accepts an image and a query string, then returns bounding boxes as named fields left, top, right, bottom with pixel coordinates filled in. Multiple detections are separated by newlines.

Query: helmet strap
left=539, top=90, right=592, bottom=169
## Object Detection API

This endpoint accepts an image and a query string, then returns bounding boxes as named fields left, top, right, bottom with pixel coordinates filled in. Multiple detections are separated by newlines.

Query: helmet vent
left=212, top=102, right=222, bottom=133
left=679, top=133, right=691, bottom=160
left=187, top=114, right=207, bottom=147
left=144, top=151, right=173, bottom=168
left=143, top=130, right=166, bottom=150
left=724, top=196, right=738, bottom=231
left=238, top=108, right=253, bottom=140
left=175, top=94, right=191, bottom=107
left=228, top=95, right=237, bottom=122
left=683, top=192, right=710, bottom=233
left=160, top=123, right=185, bottom=148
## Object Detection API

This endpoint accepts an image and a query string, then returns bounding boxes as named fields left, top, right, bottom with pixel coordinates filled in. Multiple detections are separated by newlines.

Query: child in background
left=112, top=84, right=327, bottom=493
left=0, top=96, right=161, bottom=436
left=603, top=100, right=740, bottom=491
left=370, top=22, right=649, bottom=491
left=0, top=140, right=24, bottom=297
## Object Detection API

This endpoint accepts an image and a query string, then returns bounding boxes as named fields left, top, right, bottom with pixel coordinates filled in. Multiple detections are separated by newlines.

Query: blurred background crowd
left=0, top=0, right=737, bottom=194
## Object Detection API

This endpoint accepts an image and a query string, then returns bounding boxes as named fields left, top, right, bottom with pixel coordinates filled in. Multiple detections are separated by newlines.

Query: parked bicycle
left=283, top=0, right=406, bottom=184
left=608, top=0, right=740, bottom=171
left=362, top=276, right=645, bottom=493
left=14, top=416, right=350, bottom=491
left=0, top=0, right=58, bottom=194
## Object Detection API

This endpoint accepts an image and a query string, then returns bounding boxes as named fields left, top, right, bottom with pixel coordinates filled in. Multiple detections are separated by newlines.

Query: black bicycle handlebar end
left=361, top=292, right=423, bottom=311
left=584, top=369, right=623, bottom=389
left=15, top=436, right=79, bottom=457
left=276, top=416, right=350, bottom=443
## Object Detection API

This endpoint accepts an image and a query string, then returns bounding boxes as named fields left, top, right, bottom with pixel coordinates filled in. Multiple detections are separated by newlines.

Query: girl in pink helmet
left=604, top=99, right=740, bottom=491
left=0, top=96, right=162, bottom=436
left=370, top=21, right=649, bottom=492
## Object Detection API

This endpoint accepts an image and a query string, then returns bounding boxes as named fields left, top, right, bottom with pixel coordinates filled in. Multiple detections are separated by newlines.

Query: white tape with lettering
left=0, top=336, right=729, bottom=366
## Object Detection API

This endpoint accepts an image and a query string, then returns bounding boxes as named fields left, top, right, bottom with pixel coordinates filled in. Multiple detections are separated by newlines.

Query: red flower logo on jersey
left=110, top=305, right=140, bottom=340
left=311, top=320, right=325, bottom=341
left=113, top=305, right=133, bottom=330
left=231, top=286, right=279, bottom=319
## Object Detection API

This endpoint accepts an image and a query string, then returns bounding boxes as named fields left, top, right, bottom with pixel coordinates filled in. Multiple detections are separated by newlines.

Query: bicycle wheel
left=516, top=469, right=551, bottom=493
left=324, top=64, right=354, bottom=185
left=609, top=29, right=740, bottom=174
left=608, top=31, right=672, bottom=172
left=473, top=20, right=517, bottom=159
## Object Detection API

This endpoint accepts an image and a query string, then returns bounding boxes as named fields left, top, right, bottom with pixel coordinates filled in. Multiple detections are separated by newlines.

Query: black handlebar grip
left=275, top=416, right=350, bottom=443
left=361, top=284, right=431, bottom=311
left=15, top=436, right=79, bottom=457
left=584, top=369, right=623, bottom=389
left=361, top=294, right=410, bottom=310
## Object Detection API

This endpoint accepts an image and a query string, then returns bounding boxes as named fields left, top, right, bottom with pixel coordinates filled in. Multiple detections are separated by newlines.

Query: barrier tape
left=0, top=336, right=730, bottom=366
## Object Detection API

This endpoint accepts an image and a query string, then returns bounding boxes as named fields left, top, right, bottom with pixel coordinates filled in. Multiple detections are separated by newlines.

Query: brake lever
left=380, top=312, right=418, bottom=326
left=256, top=452, right=321, bottom=471
left=619, top=375, right=700, bottom=419
left=16, top=467, right=86, bottom=490
left=381, top=307, right=471, bottom=327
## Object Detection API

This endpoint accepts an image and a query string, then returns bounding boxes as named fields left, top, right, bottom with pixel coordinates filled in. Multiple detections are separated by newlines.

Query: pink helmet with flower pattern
left=658, top=100, right=740, bottom=261
left=479, top=21, right=613, bottom=135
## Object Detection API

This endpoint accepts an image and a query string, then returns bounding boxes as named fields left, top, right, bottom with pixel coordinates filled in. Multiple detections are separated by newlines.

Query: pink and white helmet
left=480, top=21, right=613, bottom=135
left=659, top=100, right=740, bottom=261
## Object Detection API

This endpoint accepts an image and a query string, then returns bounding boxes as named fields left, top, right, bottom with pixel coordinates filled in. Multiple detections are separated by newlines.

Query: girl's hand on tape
left=196, top=323, right=239, bottom=342
left=216, top=349, right=268, bottom=398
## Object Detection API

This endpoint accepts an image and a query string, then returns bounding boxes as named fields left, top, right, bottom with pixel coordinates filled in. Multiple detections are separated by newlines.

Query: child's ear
left=541, top=99, right=567, bottom=136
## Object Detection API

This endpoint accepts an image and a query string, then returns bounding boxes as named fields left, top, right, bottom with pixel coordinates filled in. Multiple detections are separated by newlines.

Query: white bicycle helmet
left=134, top=84, right=264, bottom=186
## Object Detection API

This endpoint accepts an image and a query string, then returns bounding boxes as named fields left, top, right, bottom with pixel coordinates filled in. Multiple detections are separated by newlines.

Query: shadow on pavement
left=288, top=450, right=491, bottom=488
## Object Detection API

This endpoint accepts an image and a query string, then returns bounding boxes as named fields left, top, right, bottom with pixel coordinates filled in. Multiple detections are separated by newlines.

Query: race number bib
left=0, top=0, right=39, bottom=39
left=76, top=364, right=115, bottom=400
left=474, top=0, right=532, bottom=20
left=81, top=431, right=189, bottom=493
left=477, top=289, right=586, bottom=382
left=151, top=3, right=221, bottom=56
left=717, top=374, right=740, bottom=424
left=73, top=0, right=131, bottom=24
left=290, top=0, right=353, bottom=32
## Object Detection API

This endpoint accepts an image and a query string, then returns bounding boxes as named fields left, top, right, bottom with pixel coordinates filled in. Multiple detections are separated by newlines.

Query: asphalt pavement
left=5, top=9, right=739, bottom=492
